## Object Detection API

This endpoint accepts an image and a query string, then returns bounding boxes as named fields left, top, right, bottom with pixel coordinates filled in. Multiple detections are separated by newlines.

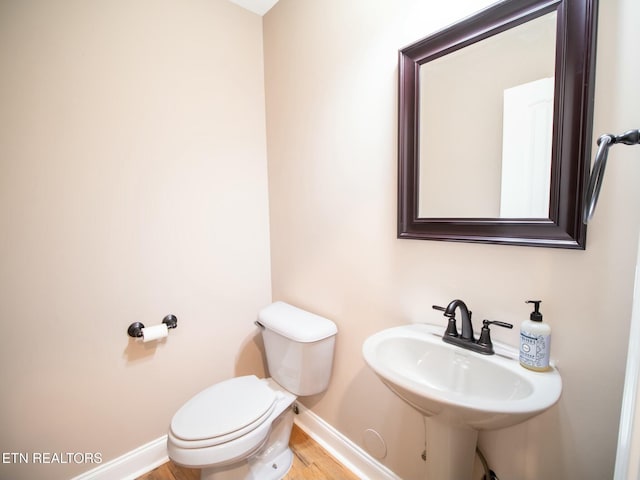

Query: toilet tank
left=258, top=302, right=337, bottom=396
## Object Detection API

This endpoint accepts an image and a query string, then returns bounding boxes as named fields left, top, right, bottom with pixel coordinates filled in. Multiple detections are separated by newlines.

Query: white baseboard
left=70, top=435, right=168, bottom=480
left=293, top=403, right=402, bottom=480
left=71, top=405, right=400, bottom=480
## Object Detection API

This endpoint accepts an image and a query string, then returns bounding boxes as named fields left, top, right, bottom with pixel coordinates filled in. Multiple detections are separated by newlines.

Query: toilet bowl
left=167, top=302, right=337, bottom=480
left=168, top=376, right=296, bottom=480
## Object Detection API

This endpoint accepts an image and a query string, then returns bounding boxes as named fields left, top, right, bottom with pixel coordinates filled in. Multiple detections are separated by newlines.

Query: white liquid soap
left=519, top=300, right=551, bottom=372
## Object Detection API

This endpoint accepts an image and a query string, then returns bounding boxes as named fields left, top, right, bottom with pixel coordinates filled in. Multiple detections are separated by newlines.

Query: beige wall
left=1, top=0, right=638, bottom=479
left=264, top=0, right=640, bottom=479
left=0, top=1, right=271, bottom=479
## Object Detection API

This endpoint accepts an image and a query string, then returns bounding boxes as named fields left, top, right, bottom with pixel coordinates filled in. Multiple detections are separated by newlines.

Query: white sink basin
left=362, top=323, right=562, bottom=430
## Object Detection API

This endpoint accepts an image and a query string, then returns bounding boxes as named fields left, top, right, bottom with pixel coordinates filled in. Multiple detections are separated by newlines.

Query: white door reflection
left=500, top=77, right=554, bottom=218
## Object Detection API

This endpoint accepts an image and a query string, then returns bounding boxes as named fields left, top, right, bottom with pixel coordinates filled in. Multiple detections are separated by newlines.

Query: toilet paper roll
left=141, top=324, right=169, bottom=343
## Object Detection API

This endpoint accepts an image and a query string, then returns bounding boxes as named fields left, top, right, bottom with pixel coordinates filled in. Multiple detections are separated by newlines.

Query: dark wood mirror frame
left=398, top=0, right=598, bottom=249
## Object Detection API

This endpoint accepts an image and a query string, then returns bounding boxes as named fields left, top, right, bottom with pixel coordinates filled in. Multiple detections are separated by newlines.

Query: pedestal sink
left=362, top=324, right=562, bottom=479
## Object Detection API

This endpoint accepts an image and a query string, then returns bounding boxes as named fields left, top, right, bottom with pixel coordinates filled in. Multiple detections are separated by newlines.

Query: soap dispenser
left=519, top=300, right=551, bottom=371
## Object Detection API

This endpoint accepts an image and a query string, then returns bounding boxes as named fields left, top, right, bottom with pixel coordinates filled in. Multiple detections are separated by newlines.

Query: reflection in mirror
left=500, top=76, right=553, bottom=218
left=418, top=12, right=557, bottom=218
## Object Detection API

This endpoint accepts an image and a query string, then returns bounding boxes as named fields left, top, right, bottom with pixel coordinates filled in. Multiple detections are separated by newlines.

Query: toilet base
left=200, top=402, right=295, bottom=480
left=252, top=448, right=293, bottom=480
left=200, top=448, right=293, bottom=480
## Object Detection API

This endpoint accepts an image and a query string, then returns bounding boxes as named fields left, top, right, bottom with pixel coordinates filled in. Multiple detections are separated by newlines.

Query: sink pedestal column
left=425, top=417, right=478, bottom=480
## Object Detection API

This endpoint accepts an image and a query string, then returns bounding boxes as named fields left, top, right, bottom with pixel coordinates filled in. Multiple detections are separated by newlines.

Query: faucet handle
left=483, top=320, right=513, bottom=330
left=433, top=305, right=458, bottom=337
left=477, top=320, right=513, bottom=353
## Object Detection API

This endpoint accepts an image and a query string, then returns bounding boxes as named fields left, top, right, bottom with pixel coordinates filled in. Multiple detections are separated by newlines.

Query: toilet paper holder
left=127, top=314, right=178, bottom=338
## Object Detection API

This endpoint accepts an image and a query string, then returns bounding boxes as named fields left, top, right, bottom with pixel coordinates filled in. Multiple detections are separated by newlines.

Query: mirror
left=398, top=0, right=598, bottom=248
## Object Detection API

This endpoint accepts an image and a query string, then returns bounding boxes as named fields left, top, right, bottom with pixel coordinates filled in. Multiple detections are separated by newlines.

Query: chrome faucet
left=433, top=299, right=513, bottom=355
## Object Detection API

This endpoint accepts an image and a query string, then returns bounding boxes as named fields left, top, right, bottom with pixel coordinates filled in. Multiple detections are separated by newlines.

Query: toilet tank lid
left=258, top=301, right=337, bottom=342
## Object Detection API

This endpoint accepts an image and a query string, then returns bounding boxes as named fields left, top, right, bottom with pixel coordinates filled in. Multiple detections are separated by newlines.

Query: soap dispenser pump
left=519, top=300, right=551, bottom=371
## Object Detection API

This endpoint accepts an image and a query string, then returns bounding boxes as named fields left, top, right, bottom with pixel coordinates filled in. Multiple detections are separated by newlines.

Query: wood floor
left=137, top=424, right=359, bottom=480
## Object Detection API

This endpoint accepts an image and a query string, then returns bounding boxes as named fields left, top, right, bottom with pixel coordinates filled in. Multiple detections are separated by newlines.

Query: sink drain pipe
left=476, top=446, right=499, bottom=480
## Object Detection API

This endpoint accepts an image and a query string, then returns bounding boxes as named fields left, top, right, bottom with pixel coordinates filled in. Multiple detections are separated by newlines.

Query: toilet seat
left=167, top=377, right=297, bottom=470
left=170, top=375, right=277, bottom=449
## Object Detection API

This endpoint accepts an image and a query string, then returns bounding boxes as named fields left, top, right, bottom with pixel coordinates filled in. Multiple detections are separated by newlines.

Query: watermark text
left=2, top=452, right=102, bottom=464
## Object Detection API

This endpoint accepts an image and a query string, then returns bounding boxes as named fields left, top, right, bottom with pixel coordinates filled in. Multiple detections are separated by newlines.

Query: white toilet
left=167, top=301, right=337, bottom=480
